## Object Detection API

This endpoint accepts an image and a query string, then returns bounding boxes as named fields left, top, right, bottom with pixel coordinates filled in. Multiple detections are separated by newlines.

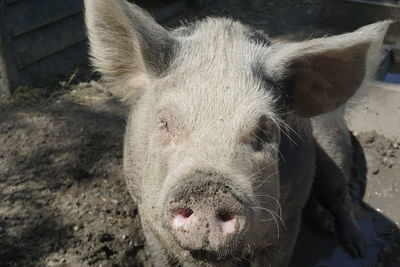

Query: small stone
left=372, top=168, right=380, bottom=175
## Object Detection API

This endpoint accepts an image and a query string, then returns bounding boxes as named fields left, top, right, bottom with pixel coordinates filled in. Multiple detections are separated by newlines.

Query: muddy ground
left=0, top=0, right=399, bottom=266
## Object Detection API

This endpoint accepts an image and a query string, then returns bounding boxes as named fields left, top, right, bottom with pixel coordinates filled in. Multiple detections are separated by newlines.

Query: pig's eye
left=252, top=126, right=272, bottom=151
left=242, top=117, right=275, bottom=152
left=159, top=119, right=169, bottom=132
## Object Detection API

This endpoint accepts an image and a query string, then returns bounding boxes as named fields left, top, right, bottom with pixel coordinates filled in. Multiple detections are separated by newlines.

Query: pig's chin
left=186, top=249, right=244, bottom=266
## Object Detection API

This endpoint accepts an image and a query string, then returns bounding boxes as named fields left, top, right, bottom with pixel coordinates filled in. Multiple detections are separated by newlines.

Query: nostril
left=218, top=211, right=235, bottom=222
left=174, top=208, right=193, bottom=218
left=171, top=208, right=193, bottom=229
left=218, top=211, right=237, bottom=234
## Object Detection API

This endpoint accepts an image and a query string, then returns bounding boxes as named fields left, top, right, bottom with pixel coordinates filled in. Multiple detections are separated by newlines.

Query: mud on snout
left=162, top=170, right=253, bottom=260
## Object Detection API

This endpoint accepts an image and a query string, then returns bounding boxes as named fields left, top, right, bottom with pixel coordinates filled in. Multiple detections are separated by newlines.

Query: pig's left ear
left=266, top=21, right=391, bottom=117
left=84, top=0, right=176, bottom=101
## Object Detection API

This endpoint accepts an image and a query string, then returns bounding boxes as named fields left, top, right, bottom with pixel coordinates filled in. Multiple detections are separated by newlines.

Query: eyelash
left=250, top=118, right=275, bottom=151
left=254, top=127, right=270, bottom=149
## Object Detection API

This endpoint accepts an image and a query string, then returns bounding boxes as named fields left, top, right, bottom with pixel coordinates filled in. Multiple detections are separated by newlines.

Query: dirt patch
left=358, top=132, right=400, bottom=226
left=0, top=83, right=148, bottom=267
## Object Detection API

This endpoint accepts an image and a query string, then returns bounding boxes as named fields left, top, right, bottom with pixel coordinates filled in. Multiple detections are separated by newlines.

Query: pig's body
left=84, top=1, right=389, bottom=266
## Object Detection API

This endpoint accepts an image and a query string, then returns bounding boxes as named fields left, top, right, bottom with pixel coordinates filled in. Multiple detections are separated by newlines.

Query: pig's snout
left=169, top=201, right=240, bottom=244
left=164, top=174, right=249, bottom=255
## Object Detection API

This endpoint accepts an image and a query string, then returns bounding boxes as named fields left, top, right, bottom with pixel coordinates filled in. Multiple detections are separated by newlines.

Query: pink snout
left=164, top=174, right=249, bottom=255
left=172, top=207, right=237, bottom=236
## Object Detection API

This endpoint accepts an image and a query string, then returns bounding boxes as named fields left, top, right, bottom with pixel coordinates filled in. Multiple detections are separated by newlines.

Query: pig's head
left=85, top=0, right=389, bottom=264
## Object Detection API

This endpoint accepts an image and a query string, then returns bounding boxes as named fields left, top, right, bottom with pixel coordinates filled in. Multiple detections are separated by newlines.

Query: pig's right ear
left=84, top=0, right=176, bottom=101
left=265, top=21, right=390, bottom=117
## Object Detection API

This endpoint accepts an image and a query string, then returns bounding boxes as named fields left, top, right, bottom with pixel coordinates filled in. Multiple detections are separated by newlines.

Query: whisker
left=252, top=206, right=286, bottom=231
left=279, top=116, right=304, bottom=143
left=253, top=171, right=279, bottom=191
left=251, top=206, right=281, bottom=239
left=253, top=194, right=282, bottom=219
left=250, top=160, right=278, bottom=178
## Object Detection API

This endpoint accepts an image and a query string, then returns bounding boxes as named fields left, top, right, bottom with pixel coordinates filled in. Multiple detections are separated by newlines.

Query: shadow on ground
left=0, top=88, right=146, bottom=266
left=292, top=204, right=400, bottom=267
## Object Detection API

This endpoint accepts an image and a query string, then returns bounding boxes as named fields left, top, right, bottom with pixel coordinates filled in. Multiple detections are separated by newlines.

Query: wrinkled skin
left=84, top=0, right=389, bottom=266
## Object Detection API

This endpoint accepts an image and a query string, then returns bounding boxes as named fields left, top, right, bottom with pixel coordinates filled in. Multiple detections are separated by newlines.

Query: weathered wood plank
left=5, top=0, right=83, bottom=37
left=14, top=12, right=86, bottom=69
left=0, top=1, right=19, bottom=96
left=18, top=41, right=88, bottom=86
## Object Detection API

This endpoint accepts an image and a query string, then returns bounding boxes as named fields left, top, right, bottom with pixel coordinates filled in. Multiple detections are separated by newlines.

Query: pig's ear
left=266, top=21, right=390, bottom=117
left=84, top=0, right=176, bottom=101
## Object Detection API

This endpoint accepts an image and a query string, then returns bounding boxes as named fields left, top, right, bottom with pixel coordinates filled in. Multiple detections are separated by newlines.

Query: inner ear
left=291, top=43, right=369, bottom=117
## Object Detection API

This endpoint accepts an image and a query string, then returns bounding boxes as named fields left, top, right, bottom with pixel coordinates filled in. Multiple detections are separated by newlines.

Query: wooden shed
left=0, top=0, right=213, bottom=97
left=0, top=0, right=87, bottom=96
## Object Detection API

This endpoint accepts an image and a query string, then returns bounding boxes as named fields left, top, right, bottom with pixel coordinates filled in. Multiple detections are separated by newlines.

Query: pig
left=84, top=0, right=389, bottom=266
